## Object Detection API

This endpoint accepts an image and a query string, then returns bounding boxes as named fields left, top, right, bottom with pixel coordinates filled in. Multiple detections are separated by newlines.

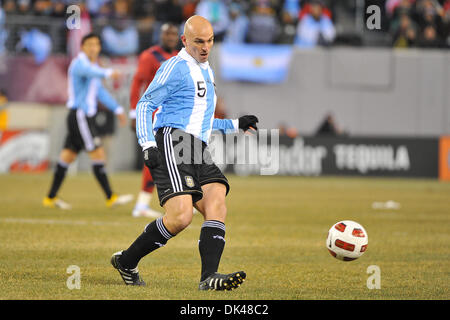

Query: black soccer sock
left=92, top=161, right=113, bottom=199
left=199, top=220, right=226, bottom=281
left=119, top=217, right=174, bottom=269
left=47, top=161, right=69, bottom=198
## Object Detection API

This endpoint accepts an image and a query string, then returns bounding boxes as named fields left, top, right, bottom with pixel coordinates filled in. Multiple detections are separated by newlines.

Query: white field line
left=0, top=218, right=201, bottom=230
left=0, top=217, right=130, bottom=227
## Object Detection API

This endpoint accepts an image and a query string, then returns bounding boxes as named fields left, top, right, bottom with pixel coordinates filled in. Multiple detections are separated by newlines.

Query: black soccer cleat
left=110, top=251, right=146, bottom=286
left=198, top=271, right=246, bottom=291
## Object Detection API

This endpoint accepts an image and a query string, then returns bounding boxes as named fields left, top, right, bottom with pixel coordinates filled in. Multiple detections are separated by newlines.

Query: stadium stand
left=1, top=0, right=448, bottom=59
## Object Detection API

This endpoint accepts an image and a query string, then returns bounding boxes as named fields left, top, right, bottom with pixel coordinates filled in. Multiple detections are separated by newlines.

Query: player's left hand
left=238, top=115, right=259, bottom=132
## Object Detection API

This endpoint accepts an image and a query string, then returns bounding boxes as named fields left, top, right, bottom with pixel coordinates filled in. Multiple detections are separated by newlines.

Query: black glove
left=143, top=147, right=162, bottom=170
left=238, top=115, right=259, bottom=132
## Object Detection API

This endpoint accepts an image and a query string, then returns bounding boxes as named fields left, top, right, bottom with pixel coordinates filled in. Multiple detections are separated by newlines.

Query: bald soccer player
left=111, top=16, right=259, bottom=290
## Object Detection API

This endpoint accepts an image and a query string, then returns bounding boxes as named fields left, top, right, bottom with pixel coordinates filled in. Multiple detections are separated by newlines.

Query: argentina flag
left=219, top=44, right=293, bottom=84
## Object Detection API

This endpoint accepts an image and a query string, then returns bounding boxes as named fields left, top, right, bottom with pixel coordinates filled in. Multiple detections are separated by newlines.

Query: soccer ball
left=326, top=220, right=368, bottom=261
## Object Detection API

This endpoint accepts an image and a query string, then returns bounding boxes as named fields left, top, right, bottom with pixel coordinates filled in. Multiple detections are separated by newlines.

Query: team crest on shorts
left=185, top=176, right=195, bottom=188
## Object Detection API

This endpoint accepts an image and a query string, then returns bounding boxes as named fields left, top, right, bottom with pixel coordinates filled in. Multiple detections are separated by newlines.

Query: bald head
left=184, top=15, right=213, bottom=39
left=182, top=15, right=214, bottom=63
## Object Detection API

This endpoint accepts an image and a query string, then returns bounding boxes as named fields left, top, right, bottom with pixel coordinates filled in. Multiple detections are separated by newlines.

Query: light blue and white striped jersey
left=136, top=48, right=238, bottom=150
left=66, top=52, right=123, bottom=117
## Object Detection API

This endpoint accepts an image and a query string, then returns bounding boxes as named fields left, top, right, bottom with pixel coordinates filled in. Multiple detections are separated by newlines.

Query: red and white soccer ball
left=326, top=220, right=368, bottom=261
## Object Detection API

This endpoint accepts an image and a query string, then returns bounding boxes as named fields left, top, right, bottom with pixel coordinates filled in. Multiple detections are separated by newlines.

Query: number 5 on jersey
left=197, top=81, right=206, bottom=98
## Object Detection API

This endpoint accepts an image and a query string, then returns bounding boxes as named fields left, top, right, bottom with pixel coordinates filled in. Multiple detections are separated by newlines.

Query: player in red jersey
left=129, top=23, right=179, bottom=218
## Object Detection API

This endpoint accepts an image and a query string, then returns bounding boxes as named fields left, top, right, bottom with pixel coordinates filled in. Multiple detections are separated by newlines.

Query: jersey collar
left=178, top=48, right=210, bottom=69
left=78, top=51, right=98, bottom=66
left=78, top=51, right=89, bottom=62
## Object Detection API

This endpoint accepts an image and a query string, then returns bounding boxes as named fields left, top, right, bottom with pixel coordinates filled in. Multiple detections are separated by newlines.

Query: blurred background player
left=43, top=33, right=133, bottom=210
left=129, top=22, right=179, bottom=218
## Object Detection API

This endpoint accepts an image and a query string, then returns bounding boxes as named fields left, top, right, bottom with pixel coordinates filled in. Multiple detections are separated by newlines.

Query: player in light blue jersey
left=112, top=16, right=258, bottom=290
left=43, top=33, right=133, bottom=210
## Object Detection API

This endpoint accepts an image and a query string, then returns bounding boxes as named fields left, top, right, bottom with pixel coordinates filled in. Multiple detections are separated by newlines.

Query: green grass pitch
left=0, top=173, right=449, bottom=300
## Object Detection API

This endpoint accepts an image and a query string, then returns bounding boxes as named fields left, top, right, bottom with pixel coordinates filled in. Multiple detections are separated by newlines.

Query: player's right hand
left=143, top=147, right=162, bottom=170
left=117, top=113, right=127, bottom=127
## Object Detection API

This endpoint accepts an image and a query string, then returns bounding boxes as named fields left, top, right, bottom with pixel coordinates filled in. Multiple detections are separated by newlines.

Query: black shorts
left=150, top=127, right=230, bottom=206
left=63, top=109, right=102, bottom=153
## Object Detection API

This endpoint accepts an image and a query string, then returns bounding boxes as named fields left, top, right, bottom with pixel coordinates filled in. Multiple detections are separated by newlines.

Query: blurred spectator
left=283, top=0, right=301, bottom=21
left=315, top=113, right=343, bottom=136
left=444, top=0, right=450, bottom=40
left=86, top=0, right=112, bottom=17
left=415, top=0, right=448, bottom=40
left=223, top=1, right=249, bottom=43
left=51, top=1, right=67, bottom=18
left=182, top=0, right=200, bottom=20
left=94, top=1, right=114, bottom=28
left=196, top=0, right=230, bottom=42
left=130, top=1, right=156, bottom=53
left=416, top=23, right=447, bottom=47
left=3, top=0, right=16, bottom=14
left=386, top=0, right=450, bottom=47
left=279, top=0, right=300, bottom=44
left=445, top=0, right=450, bottom=15
left=16, top=0, right=33, bottom=16
left=33, top=0, right=53, bottom=16
left=1, top=0, right=449, bottom=54
left=155, top=0, right=184, bottom=24
left=247, top=1, right=280, bottom=43
left=299, top=0, right=332, bottom=20
left=391, top=13, right=417, bottom=47
left=153, top=0, right=184, bottom=45
left=389, top=0, right=416, bottom=39
left=386, top=0, right=414, bottom=18
left=390, top=0, right=416, bottom=26
left=386, top=0, right=400, bottom=17
left=295, top=0, right=336, bottom=48
left=278, top=122, right=298, bottom=138
left=0, top=7, right=7, bottom=55
left=102, top=24, right=139, bottom=56
left=101, top=0, right=139, bottom=56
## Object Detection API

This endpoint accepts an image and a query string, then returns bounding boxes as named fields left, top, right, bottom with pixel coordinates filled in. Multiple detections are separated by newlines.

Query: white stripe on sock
left=202, top=220, right=226, bottom=231
left=156, top=217, right=172, bottom=240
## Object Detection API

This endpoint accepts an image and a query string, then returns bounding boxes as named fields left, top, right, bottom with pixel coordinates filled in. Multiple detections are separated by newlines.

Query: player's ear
left=181, top=35, right=187, bottom=46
